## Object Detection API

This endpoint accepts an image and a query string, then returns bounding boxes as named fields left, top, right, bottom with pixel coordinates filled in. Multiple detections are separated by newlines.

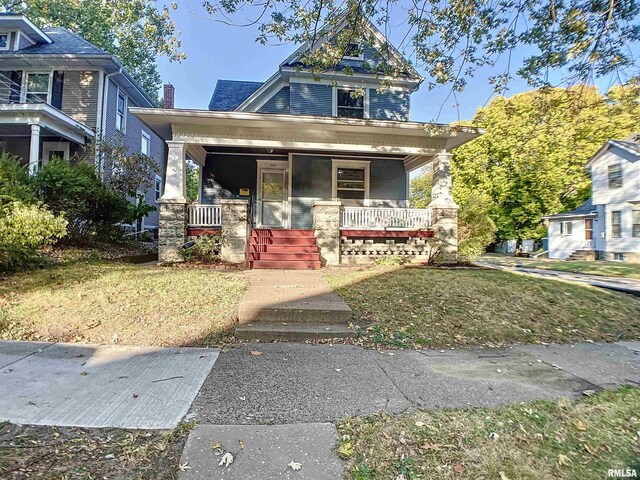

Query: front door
left=259, top=167, right=287, bottom=228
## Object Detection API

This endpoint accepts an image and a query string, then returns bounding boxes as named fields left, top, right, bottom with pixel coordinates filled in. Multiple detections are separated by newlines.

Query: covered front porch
left=131, top=108, right=481, bottom=267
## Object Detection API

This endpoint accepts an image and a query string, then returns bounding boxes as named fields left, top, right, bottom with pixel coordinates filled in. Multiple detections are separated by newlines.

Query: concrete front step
left=250, top=260, right=321, bottom=270
left=235, top=322, right=356, bottom=341
left=239, top=302, right=351, bottom=324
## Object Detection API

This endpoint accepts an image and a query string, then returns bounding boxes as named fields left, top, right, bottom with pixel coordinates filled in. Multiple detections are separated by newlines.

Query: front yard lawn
left=0, top=422, right=191, bottom=479
left=337, top=387, right=640, bottom=480
left=481, top=253, right=640, bottom=279
left=325, top=266, right=640, bottom=349
left=0, top=262, right=247, bottom=347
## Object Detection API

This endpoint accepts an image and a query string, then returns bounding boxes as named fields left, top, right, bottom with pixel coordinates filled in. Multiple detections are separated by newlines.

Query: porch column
left=428, top=152, right=458, bottom=264
left=158, top=141, right=188, bottom=262
left=220, top=199, right=250, bottom=265
left=28, top=124, right=41, bottom=174
left=313, top=201, right=341, bottom=266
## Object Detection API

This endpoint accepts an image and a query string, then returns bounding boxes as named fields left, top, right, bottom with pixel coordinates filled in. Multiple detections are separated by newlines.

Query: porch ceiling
left=130, top=108, right=483, bottom=158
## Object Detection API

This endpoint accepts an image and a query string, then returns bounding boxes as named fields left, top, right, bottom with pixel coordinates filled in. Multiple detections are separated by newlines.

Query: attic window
left=0, top=32, right=9, bottom=51
left=343, top=42, right=364, bottom=60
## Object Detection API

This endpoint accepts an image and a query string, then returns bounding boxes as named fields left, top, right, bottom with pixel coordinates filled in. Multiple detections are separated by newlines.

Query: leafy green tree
left=186, top=161, right=200, bottom=202
left=452, top=84, right=640, bottom=241
left=202, top=0, right=640, bottom=98
left=409, top=170, right=432, bottom=209
left=1, top=0, right=185, bottom=100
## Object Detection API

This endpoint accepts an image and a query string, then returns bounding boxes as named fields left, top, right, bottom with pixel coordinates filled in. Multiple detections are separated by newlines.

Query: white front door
left=258, top=165, right=288, bottom=228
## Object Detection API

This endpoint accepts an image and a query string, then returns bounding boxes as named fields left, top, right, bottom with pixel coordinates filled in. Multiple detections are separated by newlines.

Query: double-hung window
left=633, top=210, right=640, bottom=238
left=25, top=73, right=50, bottom=103
left=611, top=211, right=622, bottom=238
left=608, top=163, right=622, bottom=188
left=559, top=221, right=572, bottom=236
left=116, top=90, right=127, bottom=132
left=154, top=175, right=162, bottom=203
left=333, top=159, right=370, bottom=206
left=336, top=88, right=365, bottom=119
left=141, top=131, right=150, bottom=156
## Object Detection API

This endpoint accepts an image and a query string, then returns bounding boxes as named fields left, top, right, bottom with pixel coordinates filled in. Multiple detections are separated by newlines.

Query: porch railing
left=340, top=207, right=432, bottom=230
left=188, top=204, right=222, bottom=227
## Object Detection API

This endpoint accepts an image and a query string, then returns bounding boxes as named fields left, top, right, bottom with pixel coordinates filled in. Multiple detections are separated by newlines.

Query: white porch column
left=28, top=124, right=41, bottom=175
left=162, top=140, right=187, bottom=202
left=428, top=152, right=458, bottom=263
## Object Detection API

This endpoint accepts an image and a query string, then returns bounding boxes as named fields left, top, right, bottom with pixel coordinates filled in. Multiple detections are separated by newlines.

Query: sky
left=156, top=0, right=626, bottom=124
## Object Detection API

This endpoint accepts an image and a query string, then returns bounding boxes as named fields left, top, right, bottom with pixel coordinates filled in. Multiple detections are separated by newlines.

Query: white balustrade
left=188, top=204, right=222, bottom=227
left=340, top=207, right=432, bottom=229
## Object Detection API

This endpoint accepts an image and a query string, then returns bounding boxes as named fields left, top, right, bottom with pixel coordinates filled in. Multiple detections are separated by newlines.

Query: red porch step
left=249, top=228, right=321, bottom=270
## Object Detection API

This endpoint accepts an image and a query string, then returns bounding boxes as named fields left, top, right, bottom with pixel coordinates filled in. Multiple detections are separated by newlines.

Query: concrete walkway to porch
left=235, top=270, right=354, bottom=341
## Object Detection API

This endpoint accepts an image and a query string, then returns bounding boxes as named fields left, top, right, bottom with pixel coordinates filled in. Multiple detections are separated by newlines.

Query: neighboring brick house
left=546, top=135, right=640, bottom=263
left=0, top=13, right=166, bottom=231
left=133, top=16, right=483, bottom=267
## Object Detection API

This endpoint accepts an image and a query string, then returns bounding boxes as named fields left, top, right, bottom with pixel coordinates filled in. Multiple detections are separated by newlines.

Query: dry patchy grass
left=0, top=262, right=247, bottom=347
left=481, top=254, right=640, bottom=279
left=0, top=421, right=192, bottom=479
left=324, top=266, right=640, bottom=349
left=337, top=387, right=640, bottom=480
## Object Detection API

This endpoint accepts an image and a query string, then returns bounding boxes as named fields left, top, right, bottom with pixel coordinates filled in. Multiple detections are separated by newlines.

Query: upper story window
left=336, top=88, right=364, bottom=118
left=0, top=32, right=9, bottom=51
left=116, top=90, right=127, bottom=132
left=559, top=221, right=572, bottom=236
left=343, top=42, right=364, bottom=60
left=611, top=210, right=622, bottom=238
left=608, top=163, right=622, bottom=188
left=141, top=131, right=150, bottom=156
left=25, top=73, right=50, bottom=103
left=633, top=210, right=640, bottom=238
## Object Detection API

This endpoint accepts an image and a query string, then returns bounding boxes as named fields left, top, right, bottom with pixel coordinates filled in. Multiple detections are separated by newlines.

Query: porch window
left=633, top=210, right=640, bottom=238
left=608, top=163, right=622, bottom=188
left=0, top=33, right=9, bottom=51
left=336, top=88, right=364, bottom=118
left=332, top=159, right=370, bottom=205
left=559, top=221, right=572, bottom=236
left=611, top=211, right=621, bottom=238
left=585, top=219, right=593, bottom=239
left=25, top=73, right=50, bottom=103
left=116, top=90, right=127, bottom=132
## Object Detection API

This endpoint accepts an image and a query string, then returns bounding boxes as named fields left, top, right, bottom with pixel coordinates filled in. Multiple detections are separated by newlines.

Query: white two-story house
left=546, top=135, right=640, bottom=263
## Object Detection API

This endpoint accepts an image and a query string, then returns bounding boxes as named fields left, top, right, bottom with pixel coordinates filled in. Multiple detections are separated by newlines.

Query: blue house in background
left=132, top=16, right=482, bottom=268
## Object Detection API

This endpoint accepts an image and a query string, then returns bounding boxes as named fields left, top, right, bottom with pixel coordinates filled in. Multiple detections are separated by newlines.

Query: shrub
left=179, top=234, right=223, bottom=263
left=31, top=158, right=130, bottom=241
left=457, top=192, right=496, bottom=261
left=0, top=154, right=34, bottom=206
left=0, top=202, right=67, bottom=273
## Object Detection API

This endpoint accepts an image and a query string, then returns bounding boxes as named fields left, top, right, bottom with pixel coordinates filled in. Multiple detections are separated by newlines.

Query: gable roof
left=0, top=27, right=109, bottom=56
left=209, top=80, right=264, bottom=111
left=544, top=198, right=596, bottom=220
left=585, top=136, right=640, bottom=168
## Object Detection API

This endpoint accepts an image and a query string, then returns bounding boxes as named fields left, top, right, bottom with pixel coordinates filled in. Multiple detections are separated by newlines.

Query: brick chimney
left=163, top=83, right=175, bottom=109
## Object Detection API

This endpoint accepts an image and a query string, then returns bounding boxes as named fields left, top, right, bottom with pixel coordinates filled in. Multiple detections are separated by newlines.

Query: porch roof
left=130, top=108, right=483, bottom=168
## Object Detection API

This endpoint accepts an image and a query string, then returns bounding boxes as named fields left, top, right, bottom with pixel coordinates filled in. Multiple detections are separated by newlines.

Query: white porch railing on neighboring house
left=188, top=204, right=222, bottom=227
left=340, top=207, right=432, bottom=230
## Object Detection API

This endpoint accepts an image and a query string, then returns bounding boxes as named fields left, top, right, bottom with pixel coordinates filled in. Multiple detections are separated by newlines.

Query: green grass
left=337, top=387, right=640, bottom=480
left=324, top=266, right=640, bottom=349
left=481, top=253, right=640, bottom=279
left=0, top=261, right=247, bottom=347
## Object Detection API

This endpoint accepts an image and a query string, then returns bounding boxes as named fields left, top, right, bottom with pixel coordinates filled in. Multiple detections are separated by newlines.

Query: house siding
left=61, top=71, right=99, bottom=128
left=290, top=82, right=333, bottom=116
left=369, top=158, right=407, bottom=207
left=258, top=86, right=290, bottom=114
left=548, top=218, right=592, bottom=259
left=291, top=155, right=332, bottom=228
left=369, top=89, right=410, bottom=121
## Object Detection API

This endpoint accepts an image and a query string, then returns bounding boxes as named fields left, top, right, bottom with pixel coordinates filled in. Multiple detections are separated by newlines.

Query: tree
left=410, top=169, right=496, bottom=260
left=452, top=83, right=640, bottom=241
left=201, top=0, right=640, bottom=109
left=1, top=0, right=185, bottom=101
left=186, top=161, right=200, bottom=202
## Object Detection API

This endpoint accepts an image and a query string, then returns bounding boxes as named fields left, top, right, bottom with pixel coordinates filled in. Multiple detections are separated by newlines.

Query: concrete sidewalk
left=0, top=341, right=218, bottom=429
left=478, top=261, right=640, bottom=296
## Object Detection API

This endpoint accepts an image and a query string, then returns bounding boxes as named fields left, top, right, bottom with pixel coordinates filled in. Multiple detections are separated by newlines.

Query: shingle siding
left=61, top=71, right=99, bottom=128
left=369, top=89, right=410, bottom=121
left=290, top=82, right=333, bottom=116
left=258, top=86, right=290, bottom=114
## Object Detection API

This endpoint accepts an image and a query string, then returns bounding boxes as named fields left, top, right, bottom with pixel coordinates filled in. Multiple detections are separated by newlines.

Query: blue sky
left=156, top=0, right=621, bottom=123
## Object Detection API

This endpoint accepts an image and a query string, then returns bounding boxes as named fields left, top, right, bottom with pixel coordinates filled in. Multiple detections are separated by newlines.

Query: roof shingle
left=208, top=80, right=264, bottom=111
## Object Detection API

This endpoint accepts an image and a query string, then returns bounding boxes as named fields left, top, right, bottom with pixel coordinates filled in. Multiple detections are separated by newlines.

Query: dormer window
left=343, top=42, right=364, bottom=60
left=336, top=88, right=365, bottom=118
left=0, top=32, right=9, bottom=50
